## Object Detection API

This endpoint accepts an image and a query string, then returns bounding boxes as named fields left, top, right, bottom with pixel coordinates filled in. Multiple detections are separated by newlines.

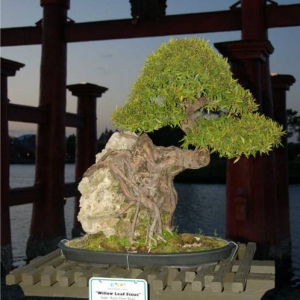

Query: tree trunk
left=83, top=132, right=210, bottom=246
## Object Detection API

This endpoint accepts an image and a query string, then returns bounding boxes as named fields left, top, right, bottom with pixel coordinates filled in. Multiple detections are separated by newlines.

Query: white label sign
left=89, top=277, right=148, bottom=300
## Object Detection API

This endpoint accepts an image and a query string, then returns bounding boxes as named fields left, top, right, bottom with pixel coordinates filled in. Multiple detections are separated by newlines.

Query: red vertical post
left=271, top=74, right=295, bottom=259
left=245, top=0, right=280, bottom=258
left=67, top=83, right=108, bottom=236
left=241, top=0, right=267, bottom=40
left=1, top=58, right=24, bottom=273
left=215, top=41, right=274, bottom=258
left=27, top=0, right=70, bottom=260
left=214, top=0, right=283, bottom=260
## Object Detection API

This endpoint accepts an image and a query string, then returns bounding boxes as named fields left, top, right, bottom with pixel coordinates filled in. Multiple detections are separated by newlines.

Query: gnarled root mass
left=84, top=132, right=210, bottom=247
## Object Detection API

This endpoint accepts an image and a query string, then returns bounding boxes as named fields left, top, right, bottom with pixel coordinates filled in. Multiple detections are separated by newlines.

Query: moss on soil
left=66, top=230, right=227, bottom=253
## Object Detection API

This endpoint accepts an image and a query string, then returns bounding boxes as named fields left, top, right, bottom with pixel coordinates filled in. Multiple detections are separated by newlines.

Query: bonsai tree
left=76, top=38, right=283, bottom=252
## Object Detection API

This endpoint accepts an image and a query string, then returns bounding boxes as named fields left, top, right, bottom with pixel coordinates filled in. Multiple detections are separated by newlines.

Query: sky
left=1, top=0, right=300, bottom=139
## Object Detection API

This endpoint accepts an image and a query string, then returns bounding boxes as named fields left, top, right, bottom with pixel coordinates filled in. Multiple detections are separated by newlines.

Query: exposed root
left=94, top=133, right=210, bottom=247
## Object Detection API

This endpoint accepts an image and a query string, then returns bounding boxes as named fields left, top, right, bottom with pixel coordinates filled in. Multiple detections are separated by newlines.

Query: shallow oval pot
left=59, top=238, right=236, bottom=267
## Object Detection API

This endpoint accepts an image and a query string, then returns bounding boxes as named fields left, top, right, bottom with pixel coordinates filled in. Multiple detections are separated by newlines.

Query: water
left=9, top=164, right=300, bottom=283
left=9, top=164, right=76, bottom=265
left=174, top=183, right=227, bottom=237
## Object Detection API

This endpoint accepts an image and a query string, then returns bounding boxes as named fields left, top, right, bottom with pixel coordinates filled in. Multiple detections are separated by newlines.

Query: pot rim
left=59, top=237, right=237, bottom=267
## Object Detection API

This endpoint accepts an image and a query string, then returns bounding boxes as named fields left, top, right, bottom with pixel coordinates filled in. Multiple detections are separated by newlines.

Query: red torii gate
left=2, top=2, right=300, bottom=45
left=1, top=0, right=299, bottom=270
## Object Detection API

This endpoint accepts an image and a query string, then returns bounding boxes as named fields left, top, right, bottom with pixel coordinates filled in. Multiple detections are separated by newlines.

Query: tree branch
left=180, top=96, right=210, bottom=133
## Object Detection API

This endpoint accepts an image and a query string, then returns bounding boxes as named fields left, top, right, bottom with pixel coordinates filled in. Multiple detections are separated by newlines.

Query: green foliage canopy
left=112, top=38, right=283, bottom=159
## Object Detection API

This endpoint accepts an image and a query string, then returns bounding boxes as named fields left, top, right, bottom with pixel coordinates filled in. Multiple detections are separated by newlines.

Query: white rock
left=77, top=131, right=138, bottom=237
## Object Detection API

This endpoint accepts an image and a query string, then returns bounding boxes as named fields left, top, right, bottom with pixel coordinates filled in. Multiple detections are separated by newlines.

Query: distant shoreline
left=9, top=160, right=75, bottom=165
left=9, top=160, right=300, bottom=184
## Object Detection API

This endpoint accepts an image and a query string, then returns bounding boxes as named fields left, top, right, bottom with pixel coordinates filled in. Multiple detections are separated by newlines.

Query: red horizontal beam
left=64, top=182, right=80, bottom=198
left=1, top=26, right=42, bottom=47
left=65, top=9, right=240, bottom=43
left=9, top=186, right=42, bottom=206
left=8, top=103, right=47, bottom=124
left=8, top=103, right=84, bottom=128
left=0, top=10, right=239, bottom=46
left=9, top=182, right=79, bottom=206
left=1, top=4, right=299, bottom=47
left=267, top=4, right=300, bottom=28
left=65, top=112, right=84, bottom=128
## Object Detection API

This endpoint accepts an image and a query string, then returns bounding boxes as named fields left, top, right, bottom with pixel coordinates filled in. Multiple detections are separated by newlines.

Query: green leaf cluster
left=183, top=112, right=283, bottom=159
left=112, top=38, right=284, bottom=159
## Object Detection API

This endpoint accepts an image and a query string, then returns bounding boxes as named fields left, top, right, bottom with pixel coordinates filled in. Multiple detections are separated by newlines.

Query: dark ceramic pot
left=58, top=238, right=236, bottom=267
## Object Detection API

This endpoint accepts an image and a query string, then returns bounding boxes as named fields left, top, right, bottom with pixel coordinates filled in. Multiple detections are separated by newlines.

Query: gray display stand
left=6, top=243, right=275, bottom=299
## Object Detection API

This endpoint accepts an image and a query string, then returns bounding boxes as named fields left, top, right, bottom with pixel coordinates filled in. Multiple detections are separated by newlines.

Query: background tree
left=286, top=109, right=300, bottom=142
